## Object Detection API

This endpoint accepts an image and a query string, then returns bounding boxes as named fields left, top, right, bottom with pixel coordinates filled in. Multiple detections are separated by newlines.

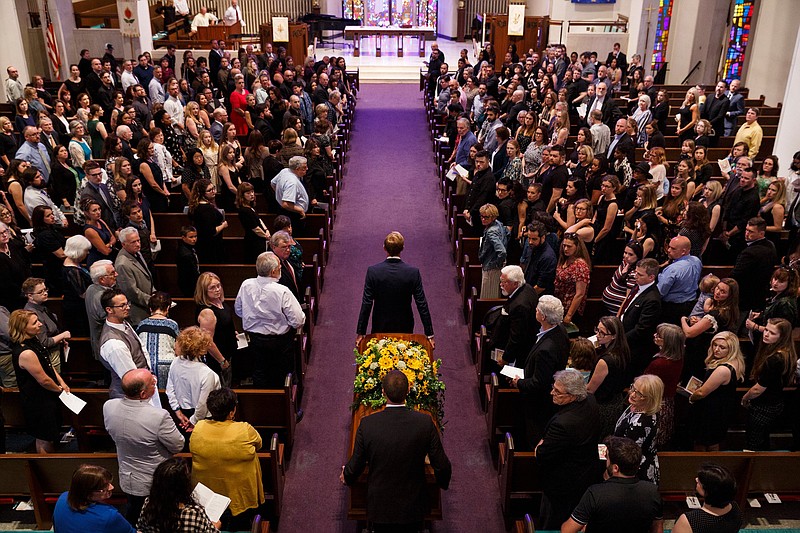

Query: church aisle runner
left=278, top=83, right=505, bottom=531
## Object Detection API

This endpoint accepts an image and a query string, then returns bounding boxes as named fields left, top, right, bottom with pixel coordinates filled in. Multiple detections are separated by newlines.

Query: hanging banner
left=508, top=4, right=525, bottom=36
left=118, top=0, right=140, bottom=37
left=272, top=16, right=290, bottom=42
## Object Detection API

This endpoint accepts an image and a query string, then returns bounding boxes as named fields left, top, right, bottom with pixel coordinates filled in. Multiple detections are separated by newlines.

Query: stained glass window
left=651, top=0, right=673, bottom=71
left=723, top=0, right=755, bottom=80
left=343, top=0, right=437, bottom=28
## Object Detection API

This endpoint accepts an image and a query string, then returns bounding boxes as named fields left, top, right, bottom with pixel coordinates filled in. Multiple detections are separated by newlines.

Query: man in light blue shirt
left=657, top=236, right=702, bottom=324
left=271, top=156, right=310, bottom=227
left=15, top=127, right=51, bottom=183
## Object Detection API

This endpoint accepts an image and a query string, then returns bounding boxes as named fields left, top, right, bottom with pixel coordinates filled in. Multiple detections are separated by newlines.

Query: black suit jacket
left=343, top=407, right=451, bottom=524
left=535, top=395, right=602, bottom=499
left=278, top=258, right=301, bottom=301
left=622, top=284, right=662, bottom=375
left=605, top=51, right=627, bottom=72
left=586, top=96, right=622, bottom=128
left=701, top=95, right=730, bottom=139
left=491, top=141, right=509, bottom=179
left=608, top=133, right=636, bottom=163
left=79, top=182, right=120, bottom=230
left=518, top=325, right=570, bottom=439
left=733, top=238, right=778, bottom=313
left=501, top=284, right=539, bottom=367
left=357, top=258, right=434, bottom=336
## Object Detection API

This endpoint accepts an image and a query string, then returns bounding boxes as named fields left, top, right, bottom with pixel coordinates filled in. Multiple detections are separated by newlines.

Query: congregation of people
left=0, top=29, right=354, bottom=531
left=0, top=25, right=796, bottom=531
left=427, top=39, right=798, bottom=532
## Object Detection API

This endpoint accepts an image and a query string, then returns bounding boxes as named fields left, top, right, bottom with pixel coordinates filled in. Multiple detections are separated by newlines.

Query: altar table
left=344, top=26, right=436, bottom=58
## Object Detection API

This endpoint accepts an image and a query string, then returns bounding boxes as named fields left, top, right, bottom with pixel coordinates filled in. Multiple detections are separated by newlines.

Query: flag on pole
left=44, top=3, right=61, bottom=80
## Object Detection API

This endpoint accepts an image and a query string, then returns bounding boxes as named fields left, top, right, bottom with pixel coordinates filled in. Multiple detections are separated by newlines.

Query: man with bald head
left=657, top=236, right=702, bottom=325
left=606, top=117, right=635, bottom=162
left=104, top=368, right=184, bottom=524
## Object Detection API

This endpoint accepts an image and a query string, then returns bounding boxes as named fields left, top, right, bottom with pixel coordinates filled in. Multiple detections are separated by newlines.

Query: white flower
left=397, top=343, right=407, bottom=351
left=396, top=361, right=407, bottom=370
left=369, top=362, right=379, bottom=370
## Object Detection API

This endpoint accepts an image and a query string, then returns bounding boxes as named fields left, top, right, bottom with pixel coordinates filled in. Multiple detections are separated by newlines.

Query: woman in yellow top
left=190, top=388, right=264, bottom=530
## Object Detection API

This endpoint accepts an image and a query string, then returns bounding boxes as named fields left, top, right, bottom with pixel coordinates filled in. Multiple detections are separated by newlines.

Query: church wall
left=744, top=0, right=800, bottom=106
left=664, top=0, right=728, bottom=85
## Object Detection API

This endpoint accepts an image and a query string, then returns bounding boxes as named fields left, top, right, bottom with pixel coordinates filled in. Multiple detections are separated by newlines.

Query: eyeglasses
left=551, top=385, right=569, bottom=396
left=594, top=326, right=610, bottom=337
left=109, top=302, right=131, bottom=309
left=29, top=288, right=48, bottom=295
left=629, top=383, right=645, bottom=399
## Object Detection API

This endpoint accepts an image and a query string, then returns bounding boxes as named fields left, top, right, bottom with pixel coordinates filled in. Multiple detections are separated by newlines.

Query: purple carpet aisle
left=277, top=83, right=505, bottom=531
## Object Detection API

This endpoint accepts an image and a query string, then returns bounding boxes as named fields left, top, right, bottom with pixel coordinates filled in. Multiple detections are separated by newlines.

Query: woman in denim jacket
left=478, top=203, right=508, bottom=298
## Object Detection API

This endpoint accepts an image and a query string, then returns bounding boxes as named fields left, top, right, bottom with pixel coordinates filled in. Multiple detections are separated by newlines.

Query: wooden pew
left=485, top=374, right=521, bottom=456
left=2, top=382, right=298, bottom=457
left=0, top=437, right=284, bottom=529
left=461, top=258, right=483, bottom=322
left=155, top=234, right=326, bottom=268
left=498, top=434, right=800, bottom=527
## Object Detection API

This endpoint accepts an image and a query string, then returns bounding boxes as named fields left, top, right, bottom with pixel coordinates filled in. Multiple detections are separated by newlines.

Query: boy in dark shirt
left=176, top=225, right=200, bottom=297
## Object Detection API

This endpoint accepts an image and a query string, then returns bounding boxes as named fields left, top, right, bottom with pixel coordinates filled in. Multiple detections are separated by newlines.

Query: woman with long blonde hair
left=184, top=101, right=206, bottom=146
left=198, top=130, right=219, bottom=186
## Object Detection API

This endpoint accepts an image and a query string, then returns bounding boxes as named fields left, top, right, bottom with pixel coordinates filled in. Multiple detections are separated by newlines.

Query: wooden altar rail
left=344, top=26, right=436, bottom=58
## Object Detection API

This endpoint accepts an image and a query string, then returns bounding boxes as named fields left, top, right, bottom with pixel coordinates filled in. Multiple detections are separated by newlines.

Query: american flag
left=44, top=3, right=61, bottom=80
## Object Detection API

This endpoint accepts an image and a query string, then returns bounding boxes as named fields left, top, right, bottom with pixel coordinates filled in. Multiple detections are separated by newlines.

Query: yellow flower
left=378, top=355, right=393, bottom=369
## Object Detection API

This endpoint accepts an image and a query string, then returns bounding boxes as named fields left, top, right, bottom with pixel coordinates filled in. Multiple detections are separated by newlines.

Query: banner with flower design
left=353, top=337, right=445, bottom=427
left=117, top=0, right=139, bottom=37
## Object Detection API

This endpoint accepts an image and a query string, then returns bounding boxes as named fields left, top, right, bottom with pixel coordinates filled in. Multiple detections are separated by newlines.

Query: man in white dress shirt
left=235, top=252, right=305, bottom=388
left=223, top=0, right=245, bottom=27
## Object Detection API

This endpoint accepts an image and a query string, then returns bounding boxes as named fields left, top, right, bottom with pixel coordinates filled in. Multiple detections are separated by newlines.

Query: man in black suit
left=496, top=265, right=539, bottom=368
left=606, top=117, right=636, bottom=163
left=512, top=295, right=570, bottom=448
left=732, top=217, right=778, bottom=318
left=619, top=258, right=662, bottom=377
left=701, top=81, right=730, bottom=147
left=78, top=161, right=121, bottom=230
left=584, top=82, right=621, bottom=128
left=342, top=370, right=451, bottom=531
left=462, top=150, right=496, bottom=237
left=38, top=117, right=61, bottom=160
left=270, top=231, right=302, bottom=300
left=356, top=232, right=435, bottom=347
left=534, top=368, right=602, bottom=530
left=604, top=42, right=627, bottom=73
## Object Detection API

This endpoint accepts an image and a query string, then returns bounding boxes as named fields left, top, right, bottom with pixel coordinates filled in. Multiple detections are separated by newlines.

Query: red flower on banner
left=124, top=7, right=135, bottom=24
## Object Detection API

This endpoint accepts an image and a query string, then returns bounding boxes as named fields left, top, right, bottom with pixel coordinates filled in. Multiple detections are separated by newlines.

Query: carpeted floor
left=277, top=83, right=505, bottom=531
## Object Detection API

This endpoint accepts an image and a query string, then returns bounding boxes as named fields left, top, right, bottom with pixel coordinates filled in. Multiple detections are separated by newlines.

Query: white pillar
left=773, top=27, right=800, bottom=168
left=130, top=0, right=154, bottom=57
left=0, top=0, right=30, bottom=100
left=46, top=0, right=78, bottom=79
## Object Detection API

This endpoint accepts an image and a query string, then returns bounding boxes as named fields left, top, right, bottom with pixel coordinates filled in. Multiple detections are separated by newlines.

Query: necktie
left=38, top=146, right=50, bottom=174
left=283, top=259, right=297, bottom=289
left=135, top=252, right=152, bottom=281
left=618, top=284, right=640, bottom=318
left=98, top=183, right=113, bottom=208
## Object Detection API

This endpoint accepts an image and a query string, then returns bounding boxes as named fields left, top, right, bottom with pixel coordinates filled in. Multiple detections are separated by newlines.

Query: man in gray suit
left=115, top=227, right=154, bottom=327
left=104, top=368, right=184, bottom=525
left=85, top=260, right=117, bottom=360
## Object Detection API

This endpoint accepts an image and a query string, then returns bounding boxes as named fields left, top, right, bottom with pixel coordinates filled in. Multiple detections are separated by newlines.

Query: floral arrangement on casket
left=352, top=337, right=446, bottom=428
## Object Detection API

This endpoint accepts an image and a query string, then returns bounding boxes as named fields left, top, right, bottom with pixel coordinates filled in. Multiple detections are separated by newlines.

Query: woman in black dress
left=31, top=206, right=67, bottom=296
left=236, top=182, right=269, bottom=263
left=50, top=146, right=81, bottom=212
left=304, top=138, right=330, bottom=211
left=10, top=309, right=69, bottom=453
left=0, top=220, right=32, bottom=310
left=745, top=266, right=800, bottom=346
left=188, top=179, right=227, bottom=264
left=217, top=143, right=241, bottom=211
left=61, top=235, right=92, bottom=336
left=688, top=331, right=745, bottom=451
left=587, top=316, right=631, bottom=439
left=0, top=117, right=17, bottom=169
left=742, top=318, right=798, bottom=450
left=194, top=272, right=235, bottom=387
left=135, top=139, right=170, bottom=213
left=675, top=88, right=699, bottom=143
left=591, top=175, right=621, bottom=265
left=614, top=373, right=663, bottom=484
